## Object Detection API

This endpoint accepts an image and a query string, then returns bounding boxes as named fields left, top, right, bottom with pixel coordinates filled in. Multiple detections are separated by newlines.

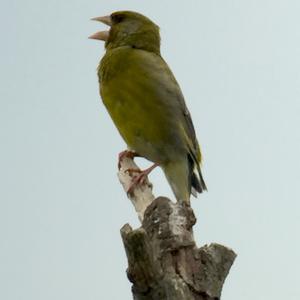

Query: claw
left=118, top=150, right=138, bottom=169
left=125, top=168, right=142, bottom=176
left=126, top=163, right=159, bottom=194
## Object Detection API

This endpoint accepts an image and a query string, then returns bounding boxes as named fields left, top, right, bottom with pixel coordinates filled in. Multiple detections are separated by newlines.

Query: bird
left=89, top=11, right=206, bottom=204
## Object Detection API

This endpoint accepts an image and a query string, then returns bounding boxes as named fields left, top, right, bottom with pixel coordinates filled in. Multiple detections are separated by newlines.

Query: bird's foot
left=118, top=150, right=139, bottom=169
left=126, top=163, right=159, bottom=194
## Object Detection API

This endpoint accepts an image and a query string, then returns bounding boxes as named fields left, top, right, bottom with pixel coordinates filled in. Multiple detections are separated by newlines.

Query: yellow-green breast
left=99, top=46, right=190, bottom=164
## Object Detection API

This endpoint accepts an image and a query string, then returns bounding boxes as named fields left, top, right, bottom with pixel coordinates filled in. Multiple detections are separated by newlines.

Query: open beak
left=89, top=15, right=112, bottom=41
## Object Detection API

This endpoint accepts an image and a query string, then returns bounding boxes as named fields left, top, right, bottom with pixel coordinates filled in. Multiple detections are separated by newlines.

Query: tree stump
left=118, top=157, right=236, bottom=300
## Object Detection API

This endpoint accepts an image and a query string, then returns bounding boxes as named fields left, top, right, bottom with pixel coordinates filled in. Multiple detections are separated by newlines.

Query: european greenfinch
left=90, top=11, right=206, bottom=204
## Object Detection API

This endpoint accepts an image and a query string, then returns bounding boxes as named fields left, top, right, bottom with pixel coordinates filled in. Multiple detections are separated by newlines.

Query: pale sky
left=1, top=1, right=300, bottom=299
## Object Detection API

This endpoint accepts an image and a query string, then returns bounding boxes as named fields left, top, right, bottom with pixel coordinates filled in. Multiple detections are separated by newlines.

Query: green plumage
left=97, top=11, right=206, bottom=203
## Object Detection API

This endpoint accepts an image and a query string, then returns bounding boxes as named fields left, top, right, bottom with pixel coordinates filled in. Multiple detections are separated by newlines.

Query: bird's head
left=89, top=11, right=161, bottom=54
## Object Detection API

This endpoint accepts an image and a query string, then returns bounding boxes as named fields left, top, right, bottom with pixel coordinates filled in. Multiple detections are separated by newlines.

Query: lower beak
left=89, top=15, right=111, bottom=41
left=88, top=31, right=109, bottom=41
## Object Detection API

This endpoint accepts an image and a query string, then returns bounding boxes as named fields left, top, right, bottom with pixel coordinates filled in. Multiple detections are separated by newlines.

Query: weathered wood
left=118, top=158, right=236, bottom=299
left=118, top=156, right=155, bottom=222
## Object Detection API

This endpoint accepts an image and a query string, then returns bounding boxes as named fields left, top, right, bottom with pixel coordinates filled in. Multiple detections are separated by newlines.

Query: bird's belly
left=101, top=86, right=183, bottom=163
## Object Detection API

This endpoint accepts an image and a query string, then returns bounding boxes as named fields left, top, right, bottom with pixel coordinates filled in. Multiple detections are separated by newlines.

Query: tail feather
left=163, top=154, right=207, bottom=204
left=188, top=154, right=207, bottom=197
left=162, top=159, right=190, bottom=204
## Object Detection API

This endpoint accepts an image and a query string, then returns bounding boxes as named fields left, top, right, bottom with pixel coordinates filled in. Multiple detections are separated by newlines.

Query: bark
left=118, top=158, right=236, bottom=300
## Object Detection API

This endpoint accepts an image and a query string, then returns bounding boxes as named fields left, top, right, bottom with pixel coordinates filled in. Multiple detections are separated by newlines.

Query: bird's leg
left=118, top=150, right=140, bottom=169
left=126, top=163, right=159, bottom=194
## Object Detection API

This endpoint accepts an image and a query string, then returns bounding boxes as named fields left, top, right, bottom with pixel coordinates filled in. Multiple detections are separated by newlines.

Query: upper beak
left=89, top=15, right=112, bottom=41
left=91, top=15, right=112, bottom=26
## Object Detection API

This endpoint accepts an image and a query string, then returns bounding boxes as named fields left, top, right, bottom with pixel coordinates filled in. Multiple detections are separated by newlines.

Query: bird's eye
left=111, top=14, right=124, bottom=24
